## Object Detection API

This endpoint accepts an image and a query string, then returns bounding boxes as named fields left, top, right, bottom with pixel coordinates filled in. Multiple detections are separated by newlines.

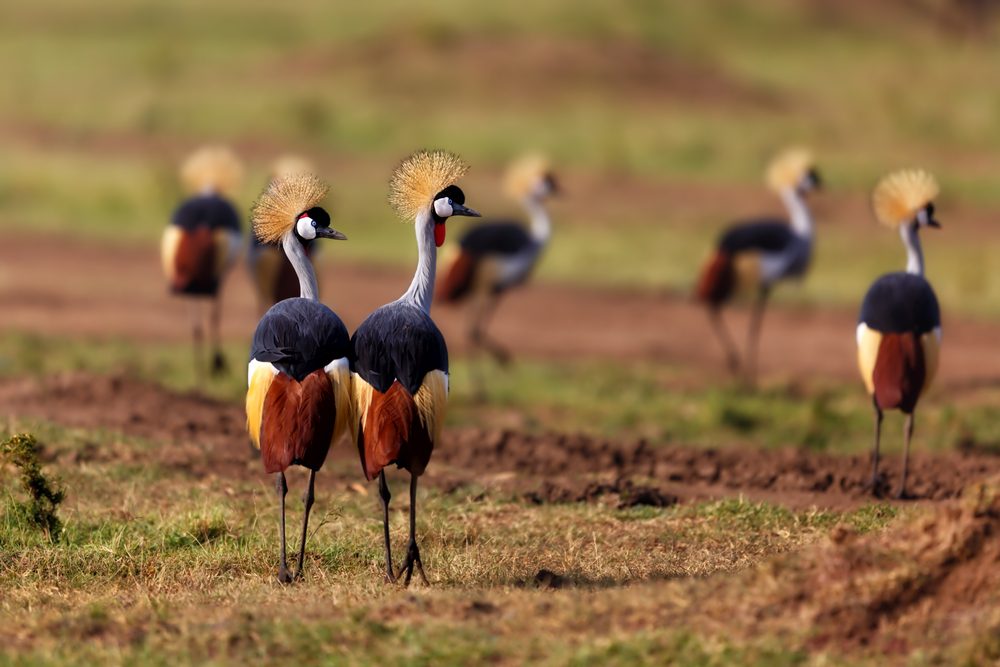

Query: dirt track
left=3, top=232, right=1000, bottom=389
left=2, top=372, right=998, bottom=511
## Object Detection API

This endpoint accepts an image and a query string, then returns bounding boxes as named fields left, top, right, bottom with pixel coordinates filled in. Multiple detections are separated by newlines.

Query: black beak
left=315, top=227, right=348, bottom=240
left=927, top=218, right=941, bottom=229
left=451, top=203, right=481, bottom=217
left=808, top=169, right=822, bottom=190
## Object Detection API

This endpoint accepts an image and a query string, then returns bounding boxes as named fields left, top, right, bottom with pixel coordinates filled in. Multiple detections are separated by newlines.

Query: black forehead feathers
left=926, top=202, right=935, bottom=216
left=807, top=168, right=822, bottom=186
left=301, top=206, right=331, bottom=227
left=434, top=185, right=465, bottom=205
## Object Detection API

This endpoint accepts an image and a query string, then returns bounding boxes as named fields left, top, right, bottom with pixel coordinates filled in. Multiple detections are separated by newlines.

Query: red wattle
left=434, top=224, right=446, bottom=247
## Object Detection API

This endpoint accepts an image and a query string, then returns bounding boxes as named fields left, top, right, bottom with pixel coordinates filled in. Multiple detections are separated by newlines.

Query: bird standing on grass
left=437, top=155, right=557, bottom=365
left=247, top=156, right=320, bottom=314
left=694, top=148, right=821, bottom=382
left=352, top=150, right=479, bottom=585
left=857, top=169, right=941, bottom=499
left=161, top=146, right=244, bottom=380
left=245, top=172, right=352, bottom=583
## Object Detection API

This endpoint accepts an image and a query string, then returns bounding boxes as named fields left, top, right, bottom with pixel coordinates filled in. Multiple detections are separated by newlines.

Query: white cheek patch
left=296, top=216, right=317, bottom=240
left=433, top=198, right=453, bottom=218
left=916, top=208, right=929, bottom=226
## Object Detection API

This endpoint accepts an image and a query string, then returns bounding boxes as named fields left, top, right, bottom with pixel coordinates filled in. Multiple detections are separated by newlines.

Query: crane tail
left=354, top=372, right=446, bottom=481
left=872, top=332, right=926, bottom=413
left=259, top=370, right=337, bottom=473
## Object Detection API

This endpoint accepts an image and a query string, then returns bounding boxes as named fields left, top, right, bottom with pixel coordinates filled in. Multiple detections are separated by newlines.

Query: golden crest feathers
left=504, top=153, right=551, bottom=199
left=251, top=172, right=329, bottom=244
left=765, top=147, right=814, bottom=191
left=872, top=169, right=939, bottom=228
left=388, top=149, right=470, bottom=222
left=180, top=146, right=243, bottom=195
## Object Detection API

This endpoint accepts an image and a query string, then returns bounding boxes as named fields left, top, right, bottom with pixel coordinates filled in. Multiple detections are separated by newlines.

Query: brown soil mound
left=728, top=480, right=1000, bottom=654
left=2, top=373, right=999, bottom=510
left=437, top=428, right=1000, bottom=509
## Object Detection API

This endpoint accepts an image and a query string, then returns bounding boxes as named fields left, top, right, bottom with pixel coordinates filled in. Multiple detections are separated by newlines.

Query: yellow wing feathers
left=246, top=364, right=276, bottom=450
left=921, top=332, right=940, bottom=393
left=325, top=359, right=356, bottom=447
left=160, top=226, right=182, bottom=281
left=413, top=370, right=449, bottom=444
left=856, top=324, right=881, bottom=395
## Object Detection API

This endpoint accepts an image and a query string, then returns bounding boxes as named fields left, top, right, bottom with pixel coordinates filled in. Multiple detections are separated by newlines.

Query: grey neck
left=400, top=209, right=437, bottom=314
left=901, top=224, right=924, bottom=276
left=524, top=195, right=551, bottom=243
left=282, top=230, right=318, bottom=301
left=779, top=187, right=813, bottom=238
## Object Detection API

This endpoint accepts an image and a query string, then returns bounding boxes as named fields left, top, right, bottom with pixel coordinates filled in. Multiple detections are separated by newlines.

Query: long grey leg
left=191, top=301, right=205, bottom=383
left=898, top=413, right=915, bottom=499
left=379, top=471, right=395, bottom=583
left=275, top=472, right=292, bottom=584
left=745, top=285, right=770, bottom=384
left=396, top=474, right=428, bottom=586
left=707, top=306, right=740, bottom=373
left=869, top=400, right=884, bottom=497
left=210, top=297, right=227, bottom=376
left=294, top=469, right=316, bottom=579
left=478, top=295, right=511, bottom=365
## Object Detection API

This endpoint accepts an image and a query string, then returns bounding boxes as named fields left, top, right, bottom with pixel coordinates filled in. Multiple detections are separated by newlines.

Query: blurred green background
left=2, top=0, right=999, bottom=314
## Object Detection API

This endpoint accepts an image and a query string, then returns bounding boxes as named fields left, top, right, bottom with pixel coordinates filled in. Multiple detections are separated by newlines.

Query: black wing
left=351, top=303, right=448, bottom=395
left=859, top=272, right=940, bottom=334
left=250, top=298, right=351, bottom=381
left=459, top=221, right=533, bottom=256
left=172, top=194, right=242, bottom=233
left=718, top=219, right=793, bottom=253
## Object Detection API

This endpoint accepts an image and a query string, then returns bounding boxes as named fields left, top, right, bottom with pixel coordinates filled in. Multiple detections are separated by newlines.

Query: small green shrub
left=0, top=432, right=65, bottom=542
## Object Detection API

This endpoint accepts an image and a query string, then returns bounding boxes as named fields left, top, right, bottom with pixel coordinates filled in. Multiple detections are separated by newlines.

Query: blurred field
left=3, top=0, right=1000, bottom=312
left=3, top=1, right=1000, bottom=665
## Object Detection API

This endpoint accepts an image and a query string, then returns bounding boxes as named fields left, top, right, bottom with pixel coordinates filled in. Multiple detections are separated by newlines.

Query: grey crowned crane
left=245, top=172, right=353, bottom=583
left=161, top=146, right=244, bottom=379
left=437, top=155, right=557, bottom=364
left=351, top=150, right=479, bottom=586
left=694, top=148, right=821, bottom=382
left=857, top=169, right=942, bottom=499
left=247, top=156, right=319, bottom=314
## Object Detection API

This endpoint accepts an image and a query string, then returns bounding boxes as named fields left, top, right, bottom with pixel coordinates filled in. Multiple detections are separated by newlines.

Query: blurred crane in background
left=437, top=155, right=557, bottom=369
left=857, top=169, right=942, bottom=499
left=161, top=146, right=244, bottom=380
left=245, top=172, right=352, bottom=583
left=247, top=156, right=320, bottom=314
left=352, top=150, right=479, bottom=585
left=694, top=148, right=821, bottom=384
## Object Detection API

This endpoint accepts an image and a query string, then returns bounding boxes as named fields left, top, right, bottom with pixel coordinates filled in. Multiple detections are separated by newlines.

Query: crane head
left=431, top=185, right=480, bottom=247
left=797, top=168, right=822, bottom=196
left=295, top=207, right=347, bottom=241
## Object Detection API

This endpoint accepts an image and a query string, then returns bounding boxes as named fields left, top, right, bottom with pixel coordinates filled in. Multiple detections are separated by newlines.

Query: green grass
left=0, top=418, right=916, bottom=666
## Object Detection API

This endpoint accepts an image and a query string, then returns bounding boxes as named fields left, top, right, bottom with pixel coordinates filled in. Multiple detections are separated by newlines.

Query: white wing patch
left=247, top=358, right=278, bottom=387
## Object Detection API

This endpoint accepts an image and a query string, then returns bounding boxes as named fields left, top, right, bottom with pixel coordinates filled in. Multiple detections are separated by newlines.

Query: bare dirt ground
left=2, top=372, right=998, bottom=512
left=3, top=232, right=1000, bottom=389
